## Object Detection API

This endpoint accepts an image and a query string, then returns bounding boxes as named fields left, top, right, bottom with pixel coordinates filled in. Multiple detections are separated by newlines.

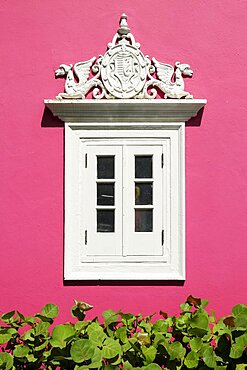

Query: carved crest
left=55, top=14, right=194, bottom=100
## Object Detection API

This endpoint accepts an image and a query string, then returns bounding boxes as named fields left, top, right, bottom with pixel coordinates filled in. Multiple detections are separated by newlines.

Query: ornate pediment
left=55, top=14, right=194, bottom=100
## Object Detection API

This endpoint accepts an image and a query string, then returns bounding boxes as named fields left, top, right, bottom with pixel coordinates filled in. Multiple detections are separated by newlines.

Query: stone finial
left=117, top=13, right=130, bottom=36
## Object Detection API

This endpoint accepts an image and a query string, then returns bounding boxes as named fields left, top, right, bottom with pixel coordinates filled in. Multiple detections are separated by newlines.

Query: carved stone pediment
left=54, top=14, right=195, bottom=100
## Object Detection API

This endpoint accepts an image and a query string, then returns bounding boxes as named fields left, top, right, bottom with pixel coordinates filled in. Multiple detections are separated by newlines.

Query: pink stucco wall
left=1, top=0, right=246, bottom=321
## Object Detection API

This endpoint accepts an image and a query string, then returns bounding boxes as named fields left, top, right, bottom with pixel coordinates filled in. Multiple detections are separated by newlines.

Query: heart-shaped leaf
left=142, top=345, right=157, bottom=364
left=102, top=338, right=122, bottom=359
left=50, top=324, right=75, bottom=349
left=70, top=339, right=95, bottom=363
left=41, top=303, right=59, bottom=318
left=184, top=351, right=199, bottom=368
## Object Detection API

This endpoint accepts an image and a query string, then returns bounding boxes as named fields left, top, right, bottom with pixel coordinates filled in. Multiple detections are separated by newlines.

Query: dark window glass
left=97, top=183, right=114, bottom=206
left=135, top=209, right=153, bottom=232
left=135, top=183, right=153, bottom=205
left=97, top=156, right=114, bottom=179
left=135, top=156, right=152, bottom=178
left=97, top=210, right=115, bottom=232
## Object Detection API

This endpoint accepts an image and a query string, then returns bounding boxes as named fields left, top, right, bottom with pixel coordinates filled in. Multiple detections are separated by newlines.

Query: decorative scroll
left=55, top=14, right=193, bottom=100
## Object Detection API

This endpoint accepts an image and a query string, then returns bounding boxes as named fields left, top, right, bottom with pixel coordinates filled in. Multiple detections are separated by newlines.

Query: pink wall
left=1, top=0, right=246, bottom=321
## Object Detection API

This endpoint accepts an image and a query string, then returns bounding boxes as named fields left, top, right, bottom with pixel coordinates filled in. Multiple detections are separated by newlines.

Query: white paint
left=44, top=99, right=206, bottom=123
left=63, top=125, right=185, bottom=280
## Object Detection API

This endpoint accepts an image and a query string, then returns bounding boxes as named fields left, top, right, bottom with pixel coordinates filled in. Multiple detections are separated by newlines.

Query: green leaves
left=184, top=351, right=199, bottom=368
left=166, top=341, right=186, bottom=361
left=70, top=339, right=95, bottom=363
left=236, top=365, right=247, bottom=370
left=102, top=338, right=122, bottom=359
left=137, top=332, right=151, bottom=346
left=143, top=365, right=162, bottom=370
left=103, top=309, right=119, bottom=326
left=152, top=319, right=168, bottom=334
left=41, top=303, right=59, bottom=319
left=189, top=337, right=203, bottom=352
left=142, top=346, right=157, bottom=364
left=0, top=353, right=13, bottom=370
left=1, top=311, right=15, bottom=323
left=232, top=304, right=247, bottom=317
left=35, top=321, right=50, bottom=336
left=88, top=327, right=106, bottom=346
left=229, top=343, right=244, bottom=359
left=232, top=304, right=247, bottom=329
left=13, top=345, right=29, bottom=358
left=50, top=324, right=75, bottom=349
left=0, top=298, right=246, bottom=369
left=0, top=330, right=12, bottom=344
left=190, top=310, right=209, bottom=330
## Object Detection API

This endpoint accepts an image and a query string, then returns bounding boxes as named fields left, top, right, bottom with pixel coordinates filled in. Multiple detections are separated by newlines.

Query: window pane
left=135, top=183, right=153, bottom=205
left=97, top=183, right=114, bottom=205
left=135, top=209, right=153, bottom=232
left=97, top=156, right=114, bottom=179
left=97, top=210, right=115, bottom=232
left=135, top=156, right=152, bottom=178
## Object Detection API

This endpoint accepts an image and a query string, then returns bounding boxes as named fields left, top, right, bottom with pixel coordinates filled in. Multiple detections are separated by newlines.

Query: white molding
left=44, top=99, right=206, bottom=281
left=44, top=99, right=206, bottom=123
left=64, top=125, right=185, bottom=280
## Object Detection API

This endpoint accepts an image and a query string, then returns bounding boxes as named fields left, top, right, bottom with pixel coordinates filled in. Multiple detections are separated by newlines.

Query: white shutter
left=123, top=145, right=164, bottom=256
left=84, top=144, right=122, bottom=256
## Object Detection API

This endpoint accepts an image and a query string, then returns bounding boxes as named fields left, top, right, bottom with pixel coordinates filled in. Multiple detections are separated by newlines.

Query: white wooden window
left=83, top=142, right=164, bottom=260
left=45, top=97, right=206, bottom=280
left=64, top=124, right=185, bottom=280
left=44, top=12, right=206, bottom=280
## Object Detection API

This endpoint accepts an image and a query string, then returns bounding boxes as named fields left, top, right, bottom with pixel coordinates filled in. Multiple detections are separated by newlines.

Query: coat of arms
left=55, top=14, right=194, bottom=100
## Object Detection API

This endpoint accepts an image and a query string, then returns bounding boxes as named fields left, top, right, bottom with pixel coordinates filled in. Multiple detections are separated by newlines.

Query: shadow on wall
left=41, top=107, right=63, bottom=127
left=63, top=280, right=185, bottom=287
left=186, top=107, right=204, bottom=127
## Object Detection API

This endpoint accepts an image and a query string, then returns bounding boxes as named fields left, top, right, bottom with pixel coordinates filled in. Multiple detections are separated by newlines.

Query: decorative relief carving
left=55, top=14, right=193, bottom=100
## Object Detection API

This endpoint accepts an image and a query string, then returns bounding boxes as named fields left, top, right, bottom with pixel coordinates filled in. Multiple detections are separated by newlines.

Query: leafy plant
left=0, top=296, right=246, bottom=369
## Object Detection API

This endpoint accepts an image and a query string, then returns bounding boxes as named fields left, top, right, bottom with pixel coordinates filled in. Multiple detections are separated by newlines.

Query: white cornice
left=44, top=99, right=206, bottom=123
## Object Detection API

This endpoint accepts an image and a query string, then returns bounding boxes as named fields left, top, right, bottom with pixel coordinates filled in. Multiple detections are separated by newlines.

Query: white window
left=64, top=124, right=185, bottom=280
left=45, top=98, right=206, bottom=280
left=45, top=13, right=206, bottom=280
left=84, top=141, right=164, bottom=259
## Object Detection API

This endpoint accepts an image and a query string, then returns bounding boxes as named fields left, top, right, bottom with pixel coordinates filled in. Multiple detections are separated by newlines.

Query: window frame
left=45, top=98, right=206, bottom=280
left=64, top=123, right=185, bottom=280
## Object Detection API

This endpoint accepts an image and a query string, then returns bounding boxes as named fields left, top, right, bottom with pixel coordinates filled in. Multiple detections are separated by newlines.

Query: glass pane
left=135, top=209, right=153, bottom=232
left=97, top=156, right=114, bottom=179
left=135, top=156, right=152, bottom=178
left=135, top=183, right=153, bottom=205
left=97, top=183, right=114, bottom=205
left=97, top=210, right=115, bottom=232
